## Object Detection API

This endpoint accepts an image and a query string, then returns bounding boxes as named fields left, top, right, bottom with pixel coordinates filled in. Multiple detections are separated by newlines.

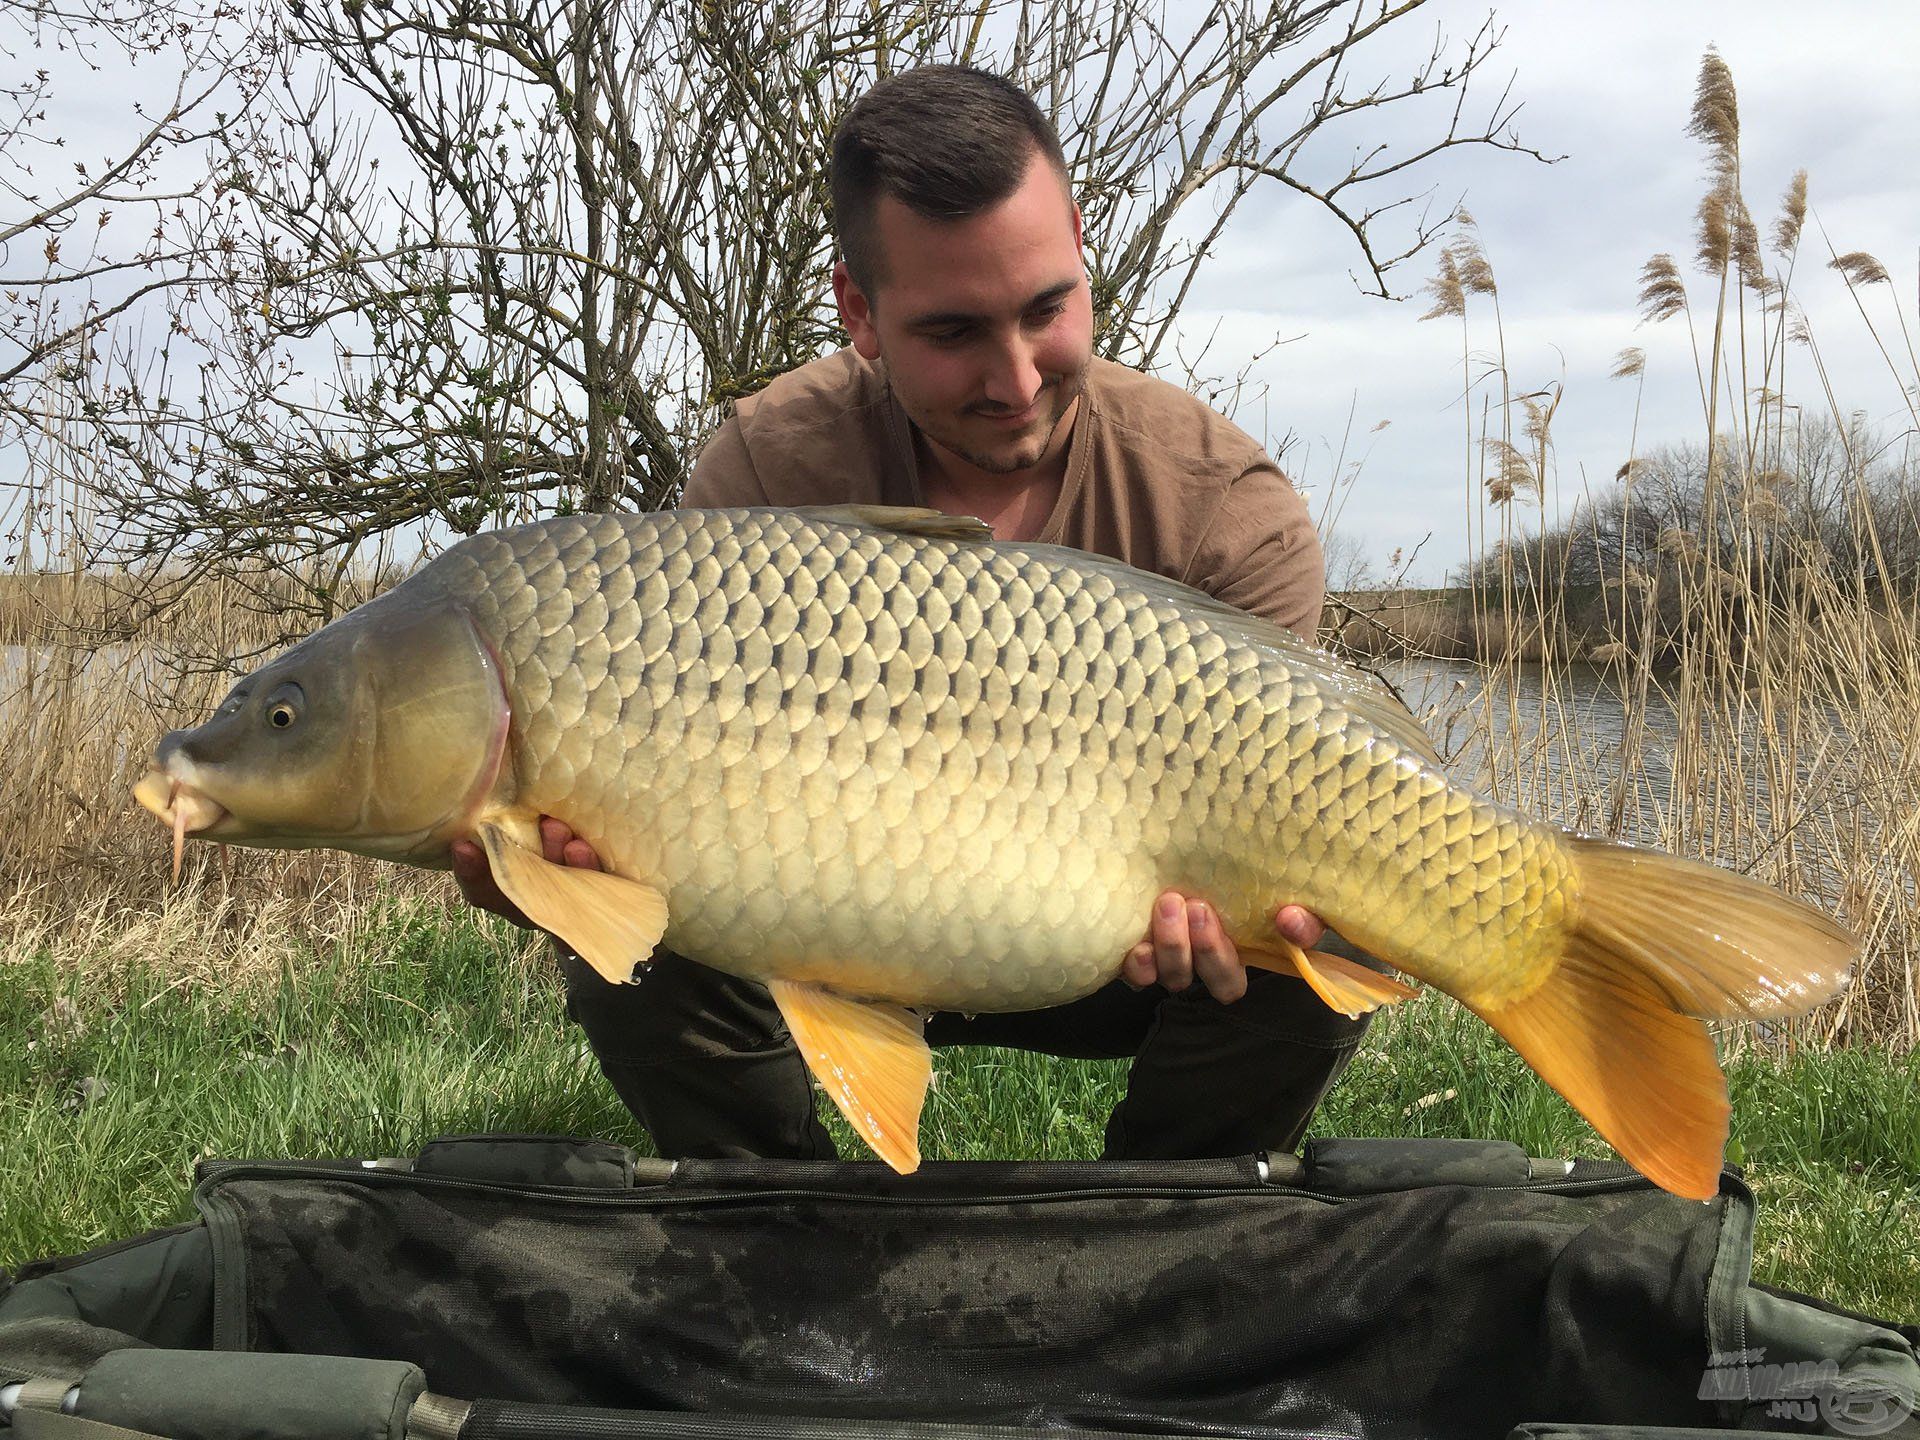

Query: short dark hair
left=830, top=65, right=1068, bottom=295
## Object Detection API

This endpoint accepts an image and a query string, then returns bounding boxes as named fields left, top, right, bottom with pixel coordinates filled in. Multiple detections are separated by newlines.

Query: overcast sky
left=1209, top=0, right=1920, bottom=582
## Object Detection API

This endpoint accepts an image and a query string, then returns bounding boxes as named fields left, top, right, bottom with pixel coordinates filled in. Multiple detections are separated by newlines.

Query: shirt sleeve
left=682, top=417, right=771, bottom=508
left=1181, top=461, right=1326, bottom=640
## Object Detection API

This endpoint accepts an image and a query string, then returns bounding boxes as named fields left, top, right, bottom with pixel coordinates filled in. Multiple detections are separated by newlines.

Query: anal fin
left=768, top=979, right=931, bottom=1174
left=1242, top=938, right=1421, bottom=1017
left=477, top=821, right=668, bottom=985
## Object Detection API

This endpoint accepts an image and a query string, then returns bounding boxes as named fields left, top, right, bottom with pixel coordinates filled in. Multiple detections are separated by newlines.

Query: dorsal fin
left=793, top=504, right=995, bottom=543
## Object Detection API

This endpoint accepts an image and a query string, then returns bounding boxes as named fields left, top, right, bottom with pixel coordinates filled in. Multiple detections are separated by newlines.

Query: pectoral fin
left=1242, top=938, right=1421, bottom=1017
left=767, top=979, right=931, bottom=1174
left=476, top=822, right=668, bottom=985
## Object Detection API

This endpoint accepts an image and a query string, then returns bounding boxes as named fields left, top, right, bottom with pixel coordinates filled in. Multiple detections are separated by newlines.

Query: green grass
left=0, top=897, right=632, bottom=1262
left=4, top=895, right=1915, bottom=1323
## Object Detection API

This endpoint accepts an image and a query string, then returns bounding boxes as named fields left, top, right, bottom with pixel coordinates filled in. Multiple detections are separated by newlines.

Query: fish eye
left=263, top=682, right=304, bottom=731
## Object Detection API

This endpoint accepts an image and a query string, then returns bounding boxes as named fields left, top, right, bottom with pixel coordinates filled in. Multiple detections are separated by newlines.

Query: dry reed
left=0, top=571, right=431, bottom=970
left=1372, top=49, right=1920, bottom=1050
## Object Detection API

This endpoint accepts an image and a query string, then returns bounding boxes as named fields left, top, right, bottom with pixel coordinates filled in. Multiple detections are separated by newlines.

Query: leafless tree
left=1320, top=527, right=1378, bottom=592
left=0, top=0, right=272, bottom=569
left=1461, top=421, right=1920, bottom=651
left=3, top=0, right=1544, bottom=628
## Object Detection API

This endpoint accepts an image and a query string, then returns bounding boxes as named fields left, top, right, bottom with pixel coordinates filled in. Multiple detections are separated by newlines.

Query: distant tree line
left=1454, top=420, right=1920, bottom=647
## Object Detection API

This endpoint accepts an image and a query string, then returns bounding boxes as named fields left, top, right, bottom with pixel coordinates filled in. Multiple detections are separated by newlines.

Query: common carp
left=134, top=505, right=1854, bottom=1196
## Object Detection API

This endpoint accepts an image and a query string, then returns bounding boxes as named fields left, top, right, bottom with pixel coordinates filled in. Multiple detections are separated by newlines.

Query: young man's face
left=834, top=149, right=1094, bottom=478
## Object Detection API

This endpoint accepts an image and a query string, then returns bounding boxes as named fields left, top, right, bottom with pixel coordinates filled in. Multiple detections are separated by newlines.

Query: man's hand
left=1122, top=893, right=1326, bottom=1003
left=450, top=817, right=602, bottom=931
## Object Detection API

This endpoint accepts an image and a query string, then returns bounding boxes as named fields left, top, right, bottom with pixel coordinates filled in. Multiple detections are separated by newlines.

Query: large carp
left=135, top=505, right=1853, bottom=1196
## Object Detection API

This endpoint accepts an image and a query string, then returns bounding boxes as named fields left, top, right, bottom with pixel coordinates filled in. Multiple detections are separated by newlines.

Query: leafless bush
left=2, top=0, right=1541, bottom=636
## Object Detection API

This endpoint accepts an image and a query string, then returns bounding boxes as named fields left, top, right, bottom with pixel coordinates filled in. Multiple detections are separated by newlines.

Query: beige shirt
left=683, top=349, right=1325, bottom=638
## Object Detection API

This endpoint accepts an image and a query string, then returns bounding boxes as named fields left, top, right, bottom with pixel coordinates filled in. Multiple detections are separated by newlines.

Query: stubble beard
left=927, top=365, right=1087, bottom=476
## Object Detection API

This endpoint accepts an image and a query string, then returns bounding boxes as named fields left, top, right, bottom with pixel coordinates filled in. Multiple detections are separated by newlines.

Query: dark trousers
left=561, top=944, right=1371, bottom=1162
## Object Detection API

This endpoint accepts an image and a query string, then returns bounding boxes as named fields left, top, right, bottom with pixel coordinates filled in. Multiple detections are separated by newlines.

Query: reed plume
left=1656, top=526, right=1704, bottom=564
left=1687, top=49, right=1741, bottom=184
left=1696, top=181, right=1734, bottom=273
left=1773, top=170, right=1808, bottom=255
left=1830, top=251, right=1892, bottom=287
left=1742, top=488, right=1787, bottom=529
left=1520, top=391, right=1558, bottom=451
left=1483, top=439, right=1537, bottom=504
left=1638, top=254, right=1689, bottom=322
left=1451, top=217, right=1498, bottom=297
left=1421, top=247, right=1466, bottom=321
left=1733, top=199, right=1771, bottom=294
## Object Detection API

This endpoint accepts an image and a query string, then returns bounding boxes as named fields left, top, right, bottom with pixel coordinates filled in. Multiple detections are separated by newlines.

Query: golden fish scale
left=435, top=510, right=1576, bottom=1011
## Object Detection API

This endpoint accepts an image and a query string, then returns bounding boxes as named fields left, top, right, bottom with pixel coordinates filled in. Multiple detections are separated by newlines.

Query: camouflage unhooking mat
left=1, top=1136, right=1914, bottom=1440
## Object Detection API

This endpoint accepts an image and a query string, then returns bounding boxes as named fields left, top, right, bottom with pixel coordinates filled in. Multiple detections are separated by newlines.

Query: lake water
left=2, top=641, right=178, bottom=677
left=1389, top=654, right=1889, bottom=923
left=1385, top=657, right=1669, bottom=810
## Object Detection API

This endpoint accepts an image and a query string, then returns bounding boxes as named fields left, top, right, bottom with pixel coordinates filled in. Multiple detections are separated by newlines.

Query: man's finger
left=450, top=839, right=497, bottom=904
left=450, top=838, right=531, bottom=928
left=1122, top=943, right=1155, bottom=989
left=450, top=838, right=485, bottom=886
left=1187, top=899, right=1246, bottom=1004
left=1151, top=891, right=1193, bottom=991
left=1274, top=904, right=1326, bottom=949
left=539, top=816, right=574, bottom=865
left=560, top=836, right=603, bottom=871
left=536, top=815, right=605, bottom=872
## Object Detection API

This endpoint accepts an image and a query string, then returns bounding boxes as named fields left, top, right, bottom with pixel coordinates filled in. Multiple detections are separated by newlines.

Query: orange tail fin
left=1473, top=838, right=1855, bottom=1201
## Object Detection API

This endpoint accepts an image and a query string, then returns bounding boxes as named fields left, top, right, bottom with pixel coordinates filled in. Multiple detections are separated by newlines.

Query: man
left=453, top=65, right=1367, bottom=1162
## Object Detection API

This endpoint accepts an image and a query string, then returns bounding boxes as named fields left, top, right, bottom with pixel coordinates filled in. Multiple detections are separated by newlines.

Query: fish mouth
left=133, top=770, right=229, bottom=882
